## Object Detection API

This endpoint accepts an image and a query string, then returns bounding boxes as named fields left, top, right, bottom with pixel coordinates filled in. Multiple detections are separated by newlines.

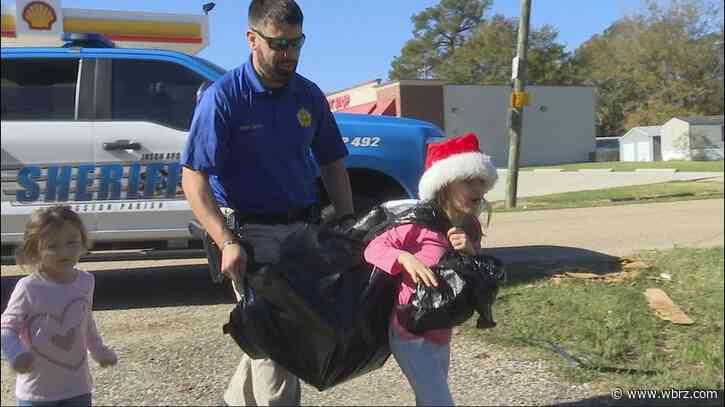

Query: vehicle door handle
left=103, top=140, right=141, bottom=151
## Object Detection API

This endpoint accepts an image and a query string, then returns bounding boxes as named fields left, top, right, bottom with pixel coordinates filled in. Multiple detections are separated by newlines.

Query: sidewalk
left=486, top=171, right=723, bottom=202
left=483, top=199, right=724, bottom=265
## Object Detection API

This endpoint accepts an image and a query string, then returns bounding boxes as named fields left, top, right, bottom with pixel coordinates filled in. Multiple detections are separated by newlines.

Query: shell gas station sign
left=1, top=0, right=209, bottom=54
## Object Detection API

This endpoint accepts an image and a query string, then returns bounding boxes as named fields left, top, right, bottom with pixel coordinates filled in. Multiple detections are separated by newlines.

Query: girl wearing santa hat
left=363, top=132, right=498, bottom=406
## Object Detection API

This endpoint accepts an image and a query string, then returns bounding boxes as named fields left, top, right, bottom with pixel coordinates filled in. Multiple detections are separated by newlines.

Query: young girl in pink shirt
left=1, top=206, right=117, bottom=406
left=364, top=133, right=497, bottom=406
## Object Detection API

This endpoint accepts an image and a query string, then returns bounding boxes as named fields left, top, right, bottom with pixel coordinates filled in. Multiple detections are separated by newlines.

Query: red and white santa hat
left=418, top=132, right=498, bottom=201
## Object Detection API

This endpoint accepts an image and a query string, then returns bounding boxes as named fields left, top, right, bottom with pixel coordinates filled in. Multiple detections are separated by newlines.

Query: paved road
left=4, top=199, right=721, bottom=281
left=484, top=198, right=724, bottom=265
left=2, top=199, right=721, bottom=277
left=486, top=171, right=723, bottom=201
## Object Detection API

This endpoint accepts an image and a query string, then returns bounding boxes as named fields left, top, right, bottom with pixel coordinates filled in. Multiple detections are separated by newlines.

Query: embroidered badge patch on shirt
left=297, top=108, right=312, bottom=128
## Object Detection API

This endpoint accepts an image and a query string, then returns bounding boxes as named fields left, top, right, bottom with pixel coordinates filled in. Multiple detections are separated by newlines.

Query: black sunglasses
left=251, top=29, right=306, bottom=51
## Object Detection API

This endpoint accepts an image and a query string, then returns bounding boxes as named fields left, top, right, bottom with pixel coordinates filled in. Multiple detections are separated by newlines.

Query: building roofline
left=327, top=78, right=598, bottom=95
left=621, top=126, right=661, bottom=139
left=326, top=79, right=382, bottom=96
left=392, top=79, right=446, bottom=86
left=328, top=78, right=450, bottom=95
left=445, top=83, right=596, bottom=88
left=672, top=115, right=724, bottom=125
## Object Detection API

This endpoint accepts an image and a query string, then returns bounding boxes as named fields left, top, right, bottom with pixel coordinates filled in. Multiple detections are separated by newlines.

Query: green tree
left=437, top=15, right=570, bottom=85
left=390, top=1, right=572, bottom=86
left=572, top=0, right=724, bottom=135
left=389, top=0, right=491, bottom=79
left=526, top=25, right=572, bottom=85
left=433, top=14, right=515, bottom=84
left=570, top=19, right=649, bottom=135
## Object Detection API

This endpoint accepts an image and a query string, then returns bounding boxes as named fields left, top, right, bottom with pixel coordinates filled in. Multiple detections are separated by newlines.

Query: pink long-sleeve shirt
left=1, top=270, right=116, bottom=402
left=363, top=223, right=453, bottom=345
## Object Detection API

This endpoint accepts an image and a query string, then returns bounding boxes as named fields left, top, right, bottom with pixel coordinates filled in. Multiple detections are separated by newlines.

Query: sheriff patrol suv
left=1, top=34, right=444, bottom=258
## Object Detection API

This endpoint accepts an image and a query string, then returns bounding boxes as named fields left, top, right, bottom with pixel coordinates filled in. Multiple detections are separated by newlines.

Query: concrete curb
left=577, top=168, right=613, bottom=172
left=533, top=168, right=564, bottom=172
left=634, top=168, right=677, bottom=173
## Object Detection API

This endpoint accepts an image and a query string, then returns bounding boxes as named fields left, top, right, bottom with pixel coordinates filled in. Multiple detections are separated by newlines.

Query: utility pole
left=505, top=0, right=532, bottom=208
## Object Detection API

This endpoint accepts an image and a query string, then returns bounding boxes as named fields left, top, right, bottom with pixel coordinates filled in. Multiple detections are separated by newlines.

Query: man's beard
left=258, top=52, right=297, bottom=84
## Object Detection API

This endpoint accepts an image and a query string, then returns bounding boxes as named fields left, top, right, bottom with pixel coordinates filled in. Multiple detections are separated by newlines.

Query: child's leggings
left=389, top=327, right=454, bottom=406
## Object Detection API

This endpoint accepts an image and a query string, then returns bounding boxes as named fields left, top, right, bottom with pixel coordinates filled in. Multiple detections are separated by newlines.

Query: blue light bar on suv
left=61, top=33, right=116, bottom=48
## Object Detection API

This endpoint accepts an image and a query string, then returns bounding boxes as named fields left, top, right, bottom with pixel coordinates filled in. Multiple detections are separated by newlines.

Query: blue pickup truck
left=0, top=35, right=444, bottom=260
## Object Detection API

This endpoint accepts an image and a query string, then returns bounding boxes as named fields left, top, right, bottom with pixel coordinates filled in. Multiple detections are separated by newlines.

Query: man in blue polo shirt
left=180, top=1, right=353, bottom=405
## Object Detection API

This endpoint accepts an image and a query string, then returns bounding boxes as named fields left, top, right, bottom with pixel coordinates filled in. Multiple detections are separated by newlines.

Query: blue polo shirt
left=181, top=57, right=348, bottom=213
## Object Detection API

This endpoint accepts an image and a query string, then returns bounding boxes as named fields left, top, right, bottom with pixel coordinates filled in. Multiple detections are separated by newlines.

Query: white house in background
left=661, top=116, right=724, bottom=161
left=619, top=126, right=662, bottom=162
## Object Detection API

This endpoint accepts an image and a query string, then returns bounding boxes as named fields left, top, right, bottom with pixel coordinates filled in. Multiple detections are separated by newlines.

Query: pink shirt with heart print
left=1, top=270, right=116, bottom=402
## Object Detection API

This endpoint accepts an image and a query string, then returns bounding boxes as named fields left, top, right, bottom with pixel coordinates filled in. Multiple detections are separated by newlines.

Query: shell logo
left=22, top=1, right=57, bottom=30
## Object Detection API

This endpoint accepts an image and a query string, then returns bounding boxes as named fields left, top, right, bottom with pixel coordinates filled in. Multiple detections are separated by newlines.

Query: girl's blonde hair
left=435, top=179, right=493, bottom=242
left=15, top=205, right=89, bottom=270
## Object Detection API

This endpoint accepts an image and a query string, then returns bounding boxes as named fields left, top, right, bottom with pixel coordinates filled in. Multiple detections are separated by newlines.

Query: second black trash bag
left=223, top=225, right=398, bottom=391
left=396, top=251, right=505, bottom=334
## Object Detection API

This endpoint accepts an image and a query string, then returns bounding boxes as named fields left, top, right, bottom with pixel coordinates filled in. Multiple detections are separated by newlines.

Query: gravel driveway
left=1, top=261, right=600, bottom=406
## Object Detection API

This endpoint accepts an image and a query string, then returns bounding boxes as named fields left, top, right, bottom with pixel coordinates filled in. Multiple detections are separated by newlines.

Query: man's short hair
left=248, top=0, right=303, bottom=29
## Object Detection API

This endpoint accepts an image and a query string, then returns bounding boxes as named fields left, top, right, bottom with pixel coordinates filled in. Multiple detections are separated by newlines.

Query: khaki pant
left=223, top=221, right=306, bottom=406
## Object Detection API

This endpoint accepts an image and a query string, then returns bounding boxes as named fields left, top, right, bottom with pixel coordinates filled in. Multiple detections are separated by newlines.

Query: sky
left=5, top=0, right=646, bottom=92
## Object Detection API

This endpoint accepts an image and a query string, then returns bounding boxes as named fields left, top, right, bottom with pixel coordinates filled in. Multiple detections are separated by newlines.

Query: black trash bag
left=223, top=225, right=398, bottom=391
left=397, top=266, right=474, bottom=334
left=351, top=199, right=451, bottom=243
left=222, top=282, right=272, bottom=360
left=396, top=251, right=505, bottom=334
left=457, top=253, right=505, bottom=329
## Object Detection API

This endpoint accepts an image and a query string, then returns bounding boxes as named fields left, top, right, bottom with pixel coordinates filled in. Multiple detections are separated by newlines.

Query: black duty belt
left=234, top=203, right=322, bottom=225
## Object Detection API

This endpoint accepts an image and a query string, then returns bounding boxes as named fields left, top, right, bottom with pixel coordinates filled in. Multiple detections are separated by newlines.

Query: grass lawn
left=521, top=160, right=724, bottom=172
left=462, top=247, right=724, bottom=393
left=491, top=180, right=724, bottom=212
